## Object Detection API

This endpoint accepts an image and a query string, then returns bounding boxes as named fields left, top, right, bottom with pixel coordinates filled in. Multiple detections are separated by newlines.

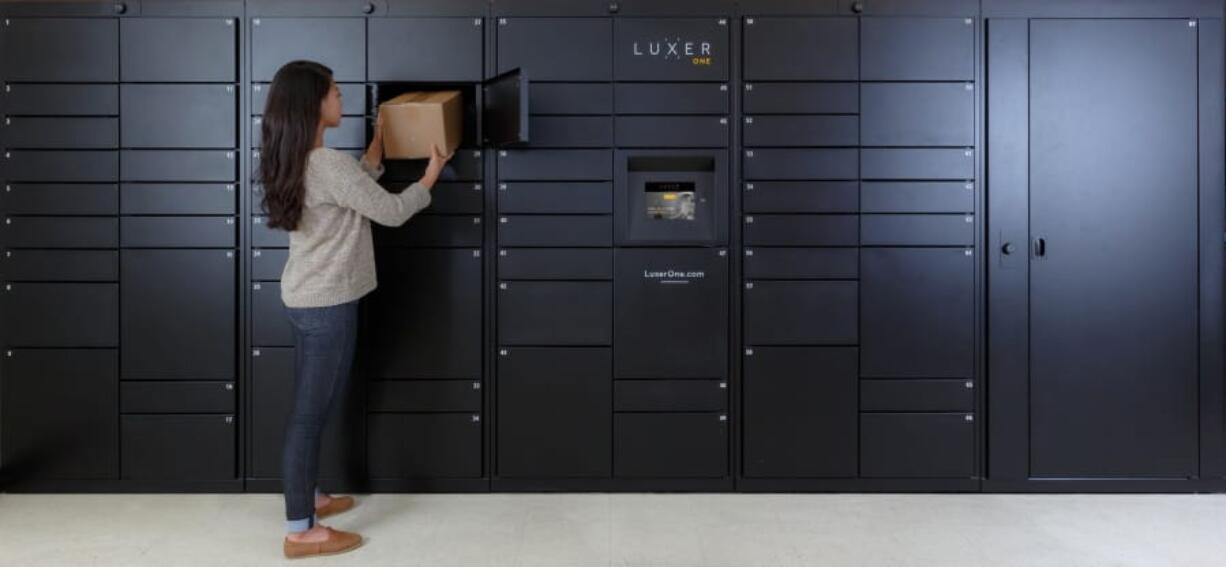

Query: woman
left=259, top=60, right=452, bottom=559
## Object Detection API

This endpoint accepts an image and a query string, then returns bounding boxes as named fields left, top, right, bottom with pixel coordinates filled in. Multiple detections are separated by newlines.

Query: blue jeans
left=282, top=300, right=359, bottom=533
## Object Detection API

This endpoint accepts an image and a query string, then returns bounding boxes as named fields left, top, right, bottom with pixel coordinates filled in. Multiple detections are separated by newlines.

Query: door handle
left=1032, top=238, right=1047, bottom=258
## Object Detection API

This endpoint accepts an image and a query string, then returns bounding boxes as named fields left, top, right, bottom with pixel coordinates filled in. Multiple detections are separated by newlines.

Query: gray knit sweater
left=280, top=147, right=431, bottom=308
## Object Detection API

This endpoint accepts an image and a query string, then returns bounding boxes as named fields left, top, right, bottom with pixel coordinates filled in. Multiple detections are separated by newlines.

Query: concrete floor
left=1, top=493, right=1223, bottom=566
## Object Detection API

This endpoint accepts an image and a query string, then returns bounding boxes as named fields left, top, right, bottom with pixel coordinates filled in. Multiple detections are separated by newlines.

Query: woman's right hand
left=419, top=144, right=454, bottom=190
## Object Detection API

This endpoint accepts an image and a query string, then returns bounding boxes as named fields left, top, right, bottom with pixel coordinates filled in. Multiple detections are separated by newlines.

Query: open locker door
left=483, top=68, right=530, bottom=147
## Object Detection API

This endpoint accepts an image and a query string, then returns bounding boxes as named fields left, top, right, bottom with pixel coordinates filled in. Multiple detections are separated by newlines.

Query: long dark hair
left=259, top=60, right=334, bottom=231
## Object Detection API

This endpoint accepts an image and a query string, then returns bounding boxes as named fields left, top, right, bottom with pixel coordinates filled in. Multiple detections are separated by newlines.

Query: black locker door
left=121, top=250, right=235, bottom=380
left=121, top=85, right=237, bottom=149
left=1, top=349, right=118, bottom=480
left=743, top=17, right=857, bottom=81
left=1028, top=20, right=1199, bottom=478
left=120, top=18, right=237, bottom=82
left=121, top=415, right=235, bottom=481
left=367, top=249, right=482, bottom=379
left=369, top=18, right=483, bottom=82
left=496, top=18, right=612, bottom=82
left=0, top=18, right=118, bottom=82
left=251, top=18, right=366, bottom=82
left=613, top=249, right=728, bottom=379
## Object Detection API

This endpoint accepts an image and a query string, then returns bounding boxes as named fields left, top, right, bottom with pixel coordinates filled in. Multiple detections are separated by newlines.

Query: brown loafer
left=283, top=527, right=364, bottom=560
left=315, top=495, right=355, bottom=519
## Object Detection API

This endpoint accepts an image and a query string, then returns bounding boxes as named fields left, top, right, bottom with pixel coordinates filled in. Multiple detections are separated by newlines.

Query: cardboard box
left=379, top=90, right=463, bottom=159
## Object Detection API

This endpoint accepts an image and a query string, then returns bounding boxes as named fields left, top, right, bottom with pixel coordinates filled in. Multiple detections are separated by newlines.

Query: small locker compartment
left=743, top=181, right=859, bottom=214
left=614, top=413, right=727, bottom=478
left=860, top=413, right=975, bottom=479
left=121, top=150, right=237, bottom=183
left=250, top=248, right=288, bottom=281
left=743, top=17, right=857, bottom=81
left=1, top=84, right=118, bottom=116
left=861, top=18, right=976, bottom=81
left=250, top=347, right=362, bottom=480
left=743, top=248, right=858, bottom=280
left=861, top=149, right=975, bottom=181
left=861, top=214, right=975, bottom=247
left=530, top=84, right=612, bottom=116
left=743, top=83, right=858, bottom=115
left=372, top=215, right=482, bottom=248
left=1, top=117, right=118, bottom=149
left=614, top=380, right=726, bottom=413
left=384, top=149, right=485, bottom=183
left=367, top=249, right=482, bottom=380
left=614, top=18, right=729, bottom=82
left=251, top=83, right=367, bottom=117
left=743, top=149, right=858, bottom=181
left=251, top=18, right=366, bottom=82
left=613, top=248, right=729, bottom=379
left=743, top=347, right=857, bottom=478
left=251, top=281, right=293, bottom=346
left=497, top=347, right=611, bottom=478
left=498, top=215, right=612, bottom=248
left=861, top=83, right=975, bottom=148
left=744, top=215, right=859, bottom=247
left=498, top=150, right=612, bottom=182
left=498, top=281, right=612, bottom=346
left=120, top=18, right=238, bottom=82
left=252, top=216, right=290, bottom=247
left=1, top=349, right=118, bottom=480
left=861, top=248, right=974, bottom=378
left=123, top=84, right=237, bottom=148
left=861, top=182, right=974, bottom=214
left=368, top=18, right=483, bottom=82
left=497, top=182, right=612, bottom=215
left=3, top=151, right=119, bottom=182
left=1, top=250, right=119, bottom=282
left=2, top=283, right=118, bottom=347
left=120, top=184, right=237, bottom=216
left=121, top=382, right=235, bottom=414
left=861, top=380, right=975, bottom=413
left=743, top=115, right=858, bottom=148
left=527, top=116, right=613, bottom=149
left=121, top=415, right=235, bottom=481
left=0, top=18, right=118, bottom=82
left=615, top=84, right=729, bottom=115
left=368, top=381, right=482, bottom=413
left=423, top=182, right=484, bottom=214
left=614, top=151, right=729, bottom=246
left=743, top=281, right=857, bottom=346
left=120, top=250, right=235, bottom=380
left=2, top=217, right=118, bottom=249
left=253, top=116, right=363, bottom=149
left=367, top=414, right=482, bottom=478
left=498, top=248, right=613, bottom=281
left=615, top=116, right=730, bottom=148
left=370, top=82, right=481, bottom=152
left=497, top=18, right=612, bottom=81
left=1, top=184, right=118, bottom=216
left=120, top=217, right=237, bottom=248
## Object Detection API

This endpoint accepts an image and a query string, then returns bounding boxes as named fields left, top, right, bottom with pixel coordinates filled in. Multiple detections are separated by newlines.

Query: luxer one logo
left=632, top=37, right=714, bottom=66
left=643, top=269, right=707, bottom=282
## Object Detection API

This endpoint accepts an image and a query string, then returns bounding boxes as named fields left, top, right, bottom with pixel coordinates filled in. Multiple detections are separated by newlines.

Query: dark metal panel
left=251, top=215, right=289, bottom=247
left=614, top=380, right=726, bottom=412
left=1, top=283, right=118, bottom=346
left=743, top=248, right=858, bottom=280
left=861, top=182, right=974, bottom=214
left=496, top=347, right=612, bottom=478
left=860, top=214, right=975, bottom=247
left=120, top=250, right=235, bottom=380
left=497, top=182, right=611, bottom=214
left=529, top=83, right=613, bottom=116
left=744, top=214, right=858, bottom=247
left=385, top=0, right=486, bottom=17
left=743, top=115, right=857, bottom=148
left=246, top=0, right=386, bottom=18
left=1, top=250, right=119, bottom=282
left=422, top=182, right=484, bottom=214
left=2, top=217, right=119, bottom=248
left=497, top=149, right=612, bottom=181
left=1, top=117, right=118, bottom=149
left=496, top=18, right=612, bottom=81
left=861, top=380, right=975, bottom=412
left=613, top=18, right=729, bottom=82
left=735, top=0, right=837, bottom=16
left=742, top=181, right=858, bottom=214
left=121, top=415, right=234, bottom=481
left=252, top=115, right=364, bottom=148
left=251, top=281, right=292, bottom=346
left=121, top=150, right=237, bottom=182
left=861, top=248, right=973, bottom=378
left=526, top=116, right=613, bottom=148
left=383, top=148, right=485, bottom=182
left=369, top=18, right=483, bottom=82
left=861, top=83, right=975, bottom=147
left=0, top=1, right=141, bottom=17
left=120, top=382, right=235, bottom=414
left=250, top=17, right=366, bottom=82
left=743, top=347, right=857, bottom=478
left=861, top=413, right=975, bottom=478
left=614, top=413, right=728, bottom=478
left=3, top=151, right=119, bottom=182
left=1, top=349, right=118, bottom=480
left=0, top=18, right=118, bottom=81
left=120, top=183, right=236, bottom=215
left=615, top=116, right=729, bottom=148
left=497, top=281, right=612, bottom=345
left=1, top=84, right=118, bottom=116
left=1198, top=20, right=1226, bottom=479
left=121, top=85, right=237, bottom=149
left=743, top=281, right=857, bottom=345
left=614, top=83, right=728, bottom=115
left=137, top=0, right=243, bottom=17
left=120, top=217, right=237, bottom=248
left=250, top=248, right=287, bottom=281
left=742, top=83, right=858, bottom=115
left=492, top=0, right=608, bottom=17
left=497, top=248, right=612, bottom=280
left=742, top=17, right=856, bottom=81
left=120, top=17, right=237, bottom=82
left=613, top=248, right=728, bottom=379
left=367, top=414, right=483, bottom=478
left=1, top=184, right=118, bottom=215
left=251, top=82, right=366, bottom=116
left=983, top=0, right=1221, bottom=18
left=743, top=149, right=857, bottom=181
left=861, top=149, right=974, bottom=181
left=372, top=215, right=483, bottom=247
left=843, top=0, right=978, bottom=17
left=368, top=381, right=482, bottom=413
left=1028, top=19, right=1199, bottom=478
left=861, top=17, right=975, bottom=81
left=614, top=0, right=735, bottom=17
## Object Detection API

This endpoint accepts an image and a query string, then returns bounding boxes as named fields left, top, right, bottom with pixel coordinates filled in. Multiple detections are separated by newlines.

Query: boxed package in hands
left=379, top=90, right=463, bottom=159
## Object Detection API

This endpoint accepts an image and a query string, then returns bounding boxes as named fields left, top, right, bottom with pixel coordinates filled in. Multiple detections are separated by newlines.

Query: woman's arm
left=324, top=152, right=431, bottom=227
left=361, top=112, right=385, bottom=174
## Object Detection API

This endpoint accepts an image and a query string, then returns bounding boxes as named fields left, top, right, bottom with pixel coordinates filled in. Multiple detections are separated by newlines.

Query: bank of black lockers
left=0, top=0, right=1223, bottom=494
